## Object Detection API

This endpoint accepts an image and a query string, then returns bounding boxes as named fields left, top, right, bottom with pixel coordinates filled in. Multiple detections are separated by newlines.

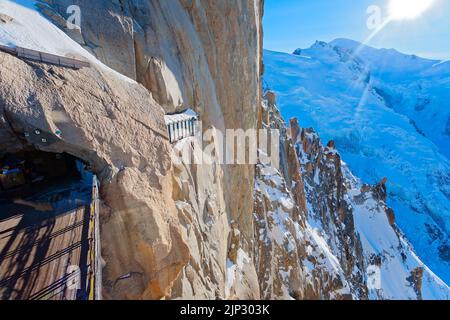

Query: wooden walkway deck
left=0, top=182, right=93, bottom=300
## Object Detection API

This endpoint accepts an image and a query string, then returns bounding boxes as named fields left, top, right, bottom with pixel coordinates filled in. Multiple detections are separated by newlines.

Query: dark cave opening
left=0, top=150, right=98, bottom=300
left=0, top=150, right=89, bottom=202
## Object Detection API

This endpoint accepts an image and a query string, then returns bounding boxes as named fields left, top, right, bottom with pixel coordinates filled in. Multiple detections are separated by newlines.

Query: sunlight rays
left=351, top=17, right=393, bottom=60
left=351, top=0, right=435, bottom=61
left=389, top=0, right=434, bottom=20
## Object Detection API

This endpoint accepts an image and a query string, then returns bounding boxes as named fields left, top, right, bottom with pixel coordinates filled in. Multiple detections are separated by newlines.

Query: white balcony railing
left=165, top=109, right=199, bottom=143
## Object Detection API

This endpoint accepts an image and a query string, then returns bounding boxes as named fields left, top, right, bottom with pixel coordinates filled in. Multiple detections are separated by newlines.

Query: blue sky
left=264, top=0, right=450, bottom=60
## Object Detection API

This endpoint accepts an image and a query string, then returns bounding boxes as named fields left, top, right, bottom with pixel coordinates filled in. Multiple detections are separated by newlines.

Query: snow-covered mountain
left=327, top=38, right=450, bottom=160
left=263, top=39, right=450, bottom=286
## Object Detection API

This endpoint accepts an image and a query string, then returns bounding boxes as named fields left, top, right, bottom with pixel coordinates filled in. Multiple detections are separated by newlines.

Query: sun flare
left=389, top=0, right=434, bottom=20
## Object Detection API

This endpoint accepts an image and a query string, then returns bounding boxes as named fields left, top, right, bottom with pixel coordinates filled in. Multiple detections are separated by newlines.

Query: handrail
left=0, top=44, right=90, bottom=69
left=166, top=116, right=198, bottom=143
left=86, top=175, right=102, bottom=300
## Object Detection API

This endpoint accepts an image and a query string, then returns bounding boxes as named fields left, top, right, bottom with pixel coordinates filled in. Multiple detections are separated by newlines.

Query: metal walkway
left=0, top=176, right=101, bottom=300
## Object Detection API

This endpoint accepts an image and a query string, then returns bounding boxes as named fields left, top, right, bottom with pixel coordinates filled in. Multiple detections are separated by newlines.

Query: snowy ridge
left=296, top=125, right=449, bottom=299
left=254, top=161, right=353, bottom=299
left=254, top=134, right=449, bottom=299
left=343, top=165, right=449, bottom=299
left=328, top=38, right=450, bottom=159
left=255, top=94, right=449, bottom=299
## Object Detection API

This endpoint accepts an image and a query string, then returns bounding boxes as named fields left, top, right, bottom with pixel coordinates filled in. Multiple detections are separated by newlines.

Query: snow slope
left=343, top=167, right=449, bottom=299
left=329, top=38, right=450, bottom=160
left=297, top=129, right=449, bottom=299
left=263, top=41, right=450, bottom=285
left=0, top=0, right=133, bottom=82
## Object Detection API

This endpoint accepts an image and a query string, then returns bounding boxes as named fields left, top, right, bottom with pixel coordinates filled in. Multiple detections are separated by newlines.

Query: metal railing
left=0, top=44, right=90, bottom=69
left=167, top=118, right=198, bottom=143
left=86, top=175, right=102, bottom=300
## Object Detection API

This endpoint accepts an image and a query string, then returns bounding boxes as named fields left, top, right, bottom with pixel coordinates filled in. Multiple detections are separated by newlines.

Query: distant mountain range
left=264, top=39, right=450, bottom=285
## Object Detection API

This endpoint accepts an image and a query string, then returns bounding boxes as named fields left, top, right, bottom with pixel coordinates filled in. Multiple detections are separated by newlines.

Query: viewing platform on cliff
left=165, top=109, right=199, bottom=144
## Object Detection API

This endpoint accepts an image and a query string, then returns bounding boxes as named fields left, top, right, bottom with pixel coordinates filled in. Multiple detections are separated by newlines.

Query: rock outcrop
left=254, top=94, right=358, bottom=299
left=252, top=92, right=449, bottom=299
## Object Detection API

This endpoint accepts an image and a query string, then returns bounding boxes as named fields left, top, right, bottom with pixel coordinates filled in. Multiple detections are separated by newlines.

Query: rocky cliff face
left=29, top=0, right=264, bottom=299
left=265, top=43, right=450, bottom=284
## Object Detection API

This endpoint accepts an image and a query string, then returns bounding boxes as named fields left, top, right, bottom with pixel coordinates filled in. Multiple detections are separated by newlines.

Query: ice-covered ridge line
left=340, top=165, right=450, bottom=299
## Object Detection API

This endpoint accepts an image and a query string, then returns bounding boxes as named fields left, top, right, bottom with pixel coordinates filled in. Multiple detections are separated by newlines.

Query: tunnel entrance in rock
left=0, top=149, right=101, bottom=300
left=0, top=150, right=88, bottom=201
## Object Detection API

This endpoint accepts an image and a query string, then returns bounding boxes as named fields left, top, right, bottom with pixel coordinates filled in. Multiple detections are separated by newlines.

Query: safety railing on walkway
left=0, top=44, right=90, bottom=69
left=86, top=175, right=102, bottom=300
left=165, top=109, right=199, bottom=143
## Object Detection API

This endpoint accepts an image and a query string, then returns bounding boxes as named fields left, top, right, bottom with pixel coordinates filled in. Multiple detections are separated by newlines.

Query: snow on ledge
left=0, top=0, right=135, bottom=83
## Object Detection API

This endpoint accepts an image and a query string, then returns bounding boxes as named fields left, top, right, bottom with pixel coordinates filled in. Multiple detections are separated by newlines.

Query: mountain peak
left=294, top=39, right=365, bottom=56
left=293, top=38, right=440, bottom=69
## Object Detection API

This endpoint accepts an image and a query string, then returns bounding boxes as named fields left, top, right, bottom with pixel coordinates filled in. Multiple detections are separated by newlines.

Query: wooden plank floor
left=0, top=183, right=91, bottom=300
